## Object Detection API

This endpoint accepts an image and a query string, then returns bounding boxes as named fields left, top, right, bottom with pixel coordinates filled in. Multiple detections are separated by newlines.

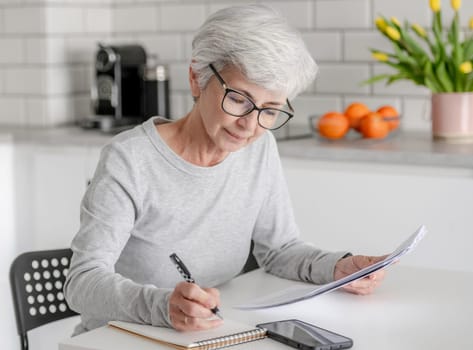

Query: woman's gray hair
left=191, top=4, right=318, bottom=100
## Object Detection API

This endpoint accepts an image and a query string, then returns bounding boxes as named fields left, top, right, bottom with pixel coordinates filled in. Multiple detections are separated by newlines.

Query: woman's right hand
left=168, top=281, right=223, bottom=331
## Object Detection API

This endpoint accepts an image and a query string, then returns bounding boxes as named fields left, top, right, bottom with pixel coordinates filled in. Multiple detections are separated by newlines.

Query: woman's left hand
left=334, top=255, right=387, bottom=295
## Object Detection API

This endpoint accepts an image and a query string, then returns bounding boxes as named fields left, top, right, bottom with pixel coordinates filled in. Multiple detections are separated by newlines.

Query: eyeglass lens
left=222, top=90, right=291, bottom=130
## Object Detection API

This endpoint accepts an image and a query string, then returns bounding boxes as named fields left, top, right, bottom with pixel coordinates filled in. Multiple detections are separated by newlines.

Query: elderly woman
left=64, top=4, right=385, bottom=334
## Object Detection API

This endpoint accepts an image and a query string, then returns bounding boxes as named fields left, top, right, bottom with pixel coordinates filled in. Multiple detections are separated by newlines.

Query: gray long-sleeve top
left=64, top=117, right=348, bottom=335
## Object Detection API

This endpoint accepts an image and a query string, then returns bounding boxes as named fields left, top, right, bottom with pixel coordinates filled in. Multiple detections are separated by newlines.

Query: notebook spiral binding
left=194, top=328, right=267, bottom=350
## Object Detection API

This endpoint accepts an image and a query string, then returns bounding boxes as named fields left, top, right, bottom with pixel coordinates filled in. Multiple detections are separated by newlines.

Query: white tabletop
left=59, top=265, right=473, bottom=350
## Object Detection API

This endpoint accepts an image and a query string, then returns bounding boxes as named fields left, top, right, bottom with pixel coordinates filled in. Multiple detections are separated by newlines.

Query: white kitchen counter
left=0, top=125, right=111, bottom=147
left=1, top=124, right=473, bottom=169
left=276, top=128, right=473, bottom=170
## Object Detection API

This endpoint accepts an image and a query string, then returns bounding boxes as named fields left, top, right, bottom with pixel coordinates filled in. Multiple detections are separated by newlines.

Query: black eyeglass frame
left=208, top=64, right=294, bottom=130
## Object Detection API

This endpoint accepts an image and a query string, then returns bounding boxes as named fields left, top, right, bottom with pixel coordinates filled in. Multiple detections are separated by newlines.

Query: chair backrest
left=242, top=240, right=259, bottom=273
left=9, top=248, right=78, bottom=350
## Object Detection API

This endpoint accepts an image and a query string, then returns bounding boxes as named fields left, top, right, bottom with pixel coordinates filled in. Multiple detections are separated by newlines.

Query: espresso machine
left=87, top=43, right=170, bottom=133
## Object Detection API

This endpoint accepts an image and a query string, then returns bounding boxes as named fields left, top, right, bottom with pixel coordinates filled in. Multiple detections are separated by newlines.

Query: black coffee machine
left=87, top=43, right=170, bottom=132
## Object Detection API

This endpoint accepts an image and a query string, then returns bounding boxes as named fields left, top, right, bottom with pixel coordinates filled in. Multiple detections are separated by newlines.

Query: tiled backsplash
left=1, top=0, right=472, bottom=130
left=0, top=1, right=111, bottom=126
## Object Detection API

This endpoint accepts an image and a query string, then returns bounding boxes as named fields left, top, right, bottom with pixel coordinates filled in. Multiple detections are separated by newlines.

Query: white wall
left=2, top=0, right=473, bottom=128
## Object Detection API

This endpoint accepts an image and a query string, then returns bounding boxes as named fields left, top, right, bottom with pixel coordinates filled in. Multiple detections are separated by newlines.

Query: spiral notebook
left=108, top=320, right=266, bottom=350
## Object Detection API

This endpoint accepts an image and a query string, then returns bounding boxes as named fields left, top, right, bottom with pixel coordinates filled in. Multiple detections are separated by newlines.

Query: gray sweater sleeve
left=252, top=134, right=349, bottom=284
left=64, top=142, right=173, bottom=329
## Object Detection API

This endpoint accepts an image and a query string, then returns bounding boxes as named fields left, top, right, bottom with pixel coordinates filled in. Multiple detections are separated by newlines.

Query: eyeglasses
left=209, top=64, right=294, bottom=130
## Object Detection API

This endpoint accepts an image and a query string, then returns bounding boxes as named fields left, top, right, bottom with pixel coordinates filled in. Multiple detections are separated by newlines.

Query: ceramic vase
left=431, top=92, right=473, bottom=143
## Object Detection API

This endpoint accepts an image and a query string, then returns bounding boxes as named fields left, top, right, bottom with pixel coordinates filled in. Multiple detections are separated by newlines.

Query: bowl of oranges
left=309, top=102, right=400, bottom=141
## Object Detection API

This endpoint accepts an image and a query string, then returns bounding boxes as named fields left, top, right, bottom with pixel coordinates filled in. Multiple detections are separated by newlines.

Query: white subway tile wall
left=136, top=33, right=183, bottom=61
left=84, top=7, right=112, bottom=34
left=293, top=95, right=342, bottom=122
left=25, top=37, right=67, bottom=64
left=373, top=0, right=431, bottom=27
left=263, top=1, right=312, bottom=29
left=4, top=7, right=45, bottom=34
left=403, top=97, right=432, bottom=131
left=0, top=1, right=111, bottom=126
left=0, top=96, right=26, bottom=125
left=315, top=64, right=371, bottom=94
left=4, top=67, right=44, bottom=95
left=344, top=31, right=390, bottom=62
left=2, top=0, right=465, bottom=131
left=160, top=4, right=206, bottom=31
left=315, top=0, right=371, bottom=29
left=0, top=37, right=24, bottom=64
left=302, top=32, right=342, bottom=62
left=45, top=7, right=85, bottom=34
left=113, top=5, right=159, bottom=33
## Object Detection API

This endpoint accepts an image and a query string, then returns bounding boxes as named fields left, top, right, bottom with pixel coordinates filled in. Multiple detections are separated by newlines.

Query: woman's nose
left=237, top=110, right=260, bottom=130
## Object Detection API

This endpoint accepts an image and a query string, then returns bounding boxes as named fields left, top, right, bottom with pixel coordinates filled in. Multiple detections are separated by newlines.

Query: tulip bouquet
left=367, top=0, right=473, bottom=92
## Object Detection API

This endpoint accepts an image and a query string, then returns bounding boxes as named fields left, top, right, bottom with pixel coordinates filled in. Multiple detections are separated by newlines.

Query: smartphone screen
left=257, top=319, right=353, bottom=350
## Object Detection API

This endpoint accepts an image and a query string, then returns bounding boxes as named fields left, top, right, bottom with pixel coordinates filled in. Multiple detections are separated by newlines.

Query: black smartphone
left=257, top=319, right=353, bottom=350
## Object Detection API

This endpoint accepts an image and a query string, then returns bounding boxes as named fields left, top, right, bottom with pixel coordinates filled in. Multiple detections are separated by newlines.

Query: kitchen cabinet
left=14, top=144, right=101, bottom=252
left=282, top=157, right=473, bottom=273
left=0, top=138, right=17, bottom=350
left=2, top=137, right=102, bottom=350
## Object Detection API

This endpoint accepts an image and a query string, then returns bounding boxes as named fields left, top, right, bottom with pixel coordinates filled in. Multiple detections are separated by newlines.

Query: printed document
left=235, top=225, right=427, bottom=309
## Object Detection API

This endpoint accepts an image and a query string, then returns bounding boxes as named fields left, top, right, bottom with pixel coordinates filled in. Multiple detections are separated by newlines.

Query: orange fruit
left=317, top=112, right=350, bottom=140
left=344, top=102, right=371, bottom=131
left=359, top=112, right=390, bottom=139
left=377, top=105, right=400, bottom=130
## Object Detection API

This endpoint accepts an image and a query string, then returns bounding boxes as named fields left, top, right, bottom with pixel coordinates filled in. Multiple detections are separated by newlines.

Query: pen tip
left=212, top=307, right=224, bottom=320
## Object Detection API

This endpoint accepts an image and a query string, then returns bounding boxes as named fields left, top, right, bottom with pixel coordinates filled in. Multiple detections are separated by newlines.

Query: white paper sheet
left=235, top=225, right=427, bottom=310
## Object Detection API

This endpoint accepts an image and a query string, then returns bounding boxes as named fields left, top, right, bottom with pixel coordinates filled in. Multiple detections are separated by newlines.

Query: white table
left=59, top=265, right=473, bottom=349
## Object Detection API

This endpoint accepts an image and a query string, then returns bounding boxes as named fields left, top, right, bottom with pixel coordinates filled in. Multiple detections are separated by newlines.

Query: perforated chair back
left=9, top=248, right=78, bottom=350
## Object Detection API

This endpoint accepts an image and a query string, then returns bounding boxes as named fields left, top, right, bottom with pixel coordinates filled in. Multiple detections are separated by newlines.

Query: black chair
left=9, top=248, right=78, bottom=350
left=242, top=240, right=259, bottom=273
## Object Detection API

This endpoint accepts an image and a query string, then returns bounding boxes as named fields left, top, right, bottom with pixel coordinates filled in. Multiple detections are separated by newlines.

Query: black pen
left=169, top=253, right=223, bottom=320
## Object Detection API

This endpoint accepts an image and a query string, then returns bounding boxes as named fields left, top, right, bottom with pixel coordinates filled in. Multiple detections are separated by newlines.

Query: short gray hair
left=191, top=4, right=318, bottom=100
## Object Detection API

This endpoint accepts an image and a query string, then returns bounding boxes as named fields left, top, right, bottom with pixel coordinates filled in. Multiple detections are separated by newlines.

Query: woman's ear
left=189, top=66, right=201, bottom=99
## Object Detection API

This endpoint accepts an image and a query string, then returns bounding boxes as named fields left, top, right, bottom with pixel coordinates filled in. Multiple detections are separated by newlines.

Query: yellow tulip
left=451, top=0, right=461, bottom=11
left=385, top=26, right=401, bottom=41
left=430, top=0, right=441, bottom=12
left=372, top=52, right=389, bottom=62
left=459, top=61, right=473, bottom=74
left=469, top=16, right=473, bottom=30
left=391, top=17, right=401, bottom=27
left=375, top=17, right=387, bottom=32
left=412, top=24, right=427, bottom=38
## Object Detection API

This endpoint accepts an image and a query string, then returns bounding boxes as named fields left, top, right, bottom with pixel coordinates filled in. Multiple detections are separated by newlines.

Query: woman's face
left=191, top=65, right=287, bottom=153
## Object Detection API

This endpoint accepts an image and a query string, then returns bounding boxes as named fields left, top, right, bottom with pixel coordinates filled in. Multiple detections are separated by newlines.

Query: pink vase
left=431, top=92, right=473, bottom=143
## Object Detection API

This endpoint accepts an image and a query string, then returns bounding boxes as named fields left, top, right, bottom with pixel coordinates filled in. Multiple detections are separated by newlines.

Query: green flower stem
left=432, top=11, right=446, bottom=61
left=435, top=62, right=454, bottom=91
left=424, top=61, right=443, bottom=92
left=463, top=38, right=473, bottom=59
left=466, top=73, right=473, bottom=91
